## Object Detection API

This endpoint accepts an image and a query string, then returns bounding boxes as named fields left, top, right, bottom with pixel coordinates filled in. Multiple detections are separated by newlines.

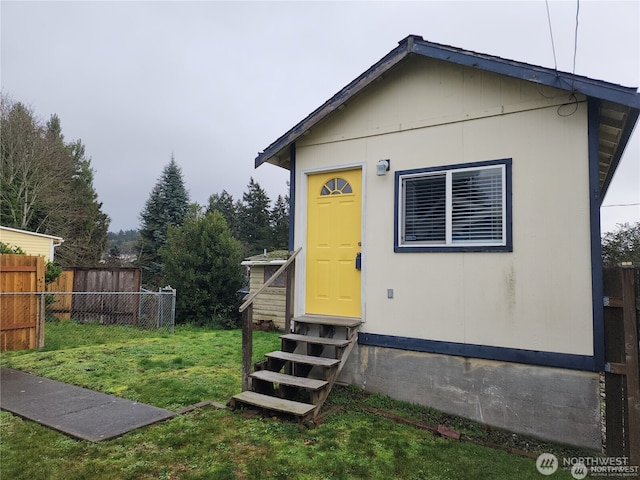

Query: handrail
left=240, top=247, right=301, bottom=391
left=239, top=247, right=301, bottom=313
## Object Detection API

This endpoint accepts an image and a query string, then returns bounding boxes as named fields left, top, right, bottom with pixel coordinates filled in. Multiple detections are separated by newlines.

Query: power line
left=601, top=203, right=640, bottom=208
left=545, top=0, right=558, bottom=71
left=572, top=0, right=580, bottom=77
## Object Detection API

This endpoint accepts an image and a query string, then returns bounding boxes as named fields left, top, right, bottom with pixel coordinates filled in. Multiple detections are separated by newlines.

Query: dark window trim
left=394, top=158, right=513, bottom=252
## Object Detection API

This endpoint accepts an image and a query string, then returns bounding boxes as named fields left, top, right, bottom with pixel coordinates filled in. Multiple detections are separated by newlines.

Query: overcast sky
left=2, top=1, right=638, bottom=233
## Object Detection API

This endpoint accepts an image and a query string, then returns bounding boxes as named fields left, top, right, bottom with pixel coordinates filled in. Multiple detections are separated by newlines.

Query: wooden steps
left=250, top=370, right=328, bottom=390
left=231, top=315, right=361, bottom=421
left=231, top=391, right=315, bottom=417
left=265, top=351, right=339, bottom=368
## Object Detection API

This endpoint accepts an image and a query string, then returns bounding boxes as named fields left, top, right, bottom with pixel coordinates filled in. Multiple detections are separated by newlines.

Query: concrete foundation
left=339, top=344, right=602, bottom=451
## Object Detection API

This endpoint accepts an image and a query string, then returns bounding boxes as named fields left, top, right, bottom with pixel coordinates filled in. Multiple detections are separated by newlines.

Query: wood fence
left=603, top=266, right=640, bottom=466
left=46, top=270, right=73, bottom=320
left=0, top=254, right=45, bottom=351
left=46, top=268, right=141, bottom=324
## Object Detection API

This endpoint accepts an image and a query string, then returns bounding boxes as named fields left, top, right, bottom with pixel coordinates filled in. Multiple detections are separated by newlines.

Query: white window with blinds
left=395, top=159, right=511, bottom=251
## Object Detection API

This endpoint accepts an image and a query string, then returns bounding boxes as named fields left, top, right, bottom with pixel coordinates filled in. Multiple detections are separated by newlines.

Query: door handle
left=355, top=252, right=362, bottom=271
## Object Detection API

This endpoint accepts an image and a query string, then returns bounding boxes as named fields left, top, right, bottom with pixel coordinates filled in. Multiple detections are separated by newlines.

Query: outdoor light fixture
left=376, top=159, right=390, bottom=176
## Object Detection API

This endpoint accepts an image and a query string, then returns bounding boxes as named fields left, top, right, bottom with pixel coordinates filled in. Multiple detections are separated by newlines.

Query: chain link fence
left=0, top=288, right=175, bottom=351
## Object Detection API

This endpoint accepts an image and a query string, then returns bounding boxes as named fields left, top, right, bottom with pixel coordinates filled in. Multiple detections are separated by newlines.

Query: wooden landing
left=280, top=334, right=351, bottom=347
left=231, top=391, right=315, bottom=417
left=292, top=316, right=362, bottom=328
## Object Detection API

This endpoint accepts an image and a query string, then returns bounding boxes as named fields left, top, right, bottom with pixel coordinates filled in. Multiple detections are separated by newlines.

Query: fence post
left=156, top=287, right=161, bottom=329
left=621, top=267, right=640, bottom=466
left=170, top=288, right=176, bottom=334
left=38, top=293, right=45, bottom=349
left=604, top=267, right=640, bottom=465
left=241, top=304, right=253, bottom=392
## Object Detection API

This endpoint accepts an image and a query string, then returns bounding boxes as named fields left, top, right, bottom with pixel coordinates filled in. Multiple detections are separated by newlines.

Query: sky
left=1, top=0, right=639, bottom=234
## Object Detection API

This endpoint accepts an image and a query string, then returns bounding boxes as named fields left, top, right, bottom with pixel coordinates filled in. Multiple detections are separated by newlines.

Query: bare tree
left=1, top=94, right=109, bottom=266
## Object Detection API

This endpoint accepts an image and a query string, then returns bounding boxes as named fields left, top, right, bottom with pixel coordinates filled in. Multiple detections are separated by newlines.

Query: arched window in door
left=320, top=178, right=352, bottom=195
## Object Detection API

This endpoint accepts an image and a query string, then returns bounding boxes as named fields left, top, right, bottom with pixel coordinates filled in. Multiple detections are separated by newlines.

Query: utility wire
left=572, top=0, right=580, bottom=77
left=601, top=203, right=640, bottom=208
left=545, top=0, right=558, bottom=71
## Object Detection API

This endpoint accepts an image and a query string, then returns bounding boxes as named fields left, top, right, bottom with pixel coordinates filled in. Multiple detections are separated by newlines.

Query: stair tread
left=280, top=333, right=351, bottom=347
left=293, top=315, right=362, bottom=328
left=232, top=391, right=315, bottom=416
left=251, top=370, right=328, bottom=390
left=266, top=351, right=340, bottom=367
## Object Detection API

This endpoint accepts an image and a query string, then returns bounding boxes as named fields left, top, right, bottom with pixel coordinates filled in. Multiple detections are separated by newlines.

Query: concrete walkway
left=0, top=367, right=175, bottom=441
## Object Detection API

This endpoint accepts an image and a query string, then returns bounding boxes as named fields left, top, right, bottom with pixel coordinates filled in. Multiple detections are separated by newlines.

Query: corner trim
left=288, top=143, right=296, bottom=251
left=588, top=99, right=605, bottom=371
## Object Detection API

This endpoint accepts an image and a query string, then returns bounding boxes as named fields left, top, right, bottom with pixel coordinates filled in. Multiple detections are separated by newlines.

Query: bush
left=161, top=211, right=244, bottom=327
left=602, top=222, right=640, bottom=266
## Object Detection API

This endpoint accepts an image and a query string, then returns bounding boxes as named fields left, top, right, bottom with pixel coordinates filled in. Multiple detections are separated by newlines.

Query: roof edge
left=255, top=37, right=414, bottom=168
left=255, top=36, right=640, bottom=170
left=0, top=225, right=64, bottom=242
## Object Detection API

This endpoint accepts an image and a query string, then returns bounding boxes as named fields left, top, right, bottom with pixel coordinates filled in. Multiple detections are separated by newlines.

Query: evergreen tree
left=236, top=177, right=272, bottom=256
left=602, top=222, right=640, bottom=266
left=54, top=139, right=110, bottom=266
left=207, top=190, right=238, bottom=237
left=106, top=229, right=140, bottom=258
left=138, top=155, right=190, bottom=287
left=270, top=193, right=289, bottom=250
left=106, top=245, right=122, bottom=266
left=161, top=210, right=244, bottom=326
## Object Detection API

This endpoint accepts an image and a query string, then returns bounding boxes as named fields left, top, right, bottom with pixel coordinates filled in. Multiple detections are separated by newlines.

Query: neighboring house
left=0, top=226, right=64, bottom=262
left=241, top=251, right=289, bottom=330
left=253, top=36, right=640, bottom=449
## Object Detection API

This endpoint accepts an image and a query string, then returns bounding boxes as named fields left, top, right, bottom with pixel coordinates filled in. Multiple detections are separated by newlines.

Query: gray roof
left=255, top=35, right=640, bottom=197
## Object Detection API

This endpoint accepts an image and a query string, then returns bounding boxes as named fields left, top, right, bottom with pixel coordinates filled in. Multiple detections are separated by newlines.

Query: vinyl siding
left=294, top=56, right=593, bottom=357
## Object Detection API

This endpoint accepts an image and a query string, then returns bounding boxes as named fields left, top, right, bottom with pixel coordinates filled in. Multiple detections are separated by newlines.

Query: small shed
left=0, top=226, right=64, bottom=262
left=242, top=251, right=288, bottom=330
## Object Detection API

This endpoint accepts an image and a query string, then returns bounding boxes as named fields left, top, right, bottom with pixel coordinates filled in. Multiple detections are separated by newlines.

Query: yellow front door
left=306, top=168, right=361, bottom=318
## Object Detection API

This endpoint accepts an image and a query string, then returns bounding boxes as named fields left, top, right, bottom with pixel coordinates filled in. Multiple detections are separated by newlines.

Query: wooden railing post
left=285, top=257, right=295, bottom=333
left=241, top=304, right=253, bottom=392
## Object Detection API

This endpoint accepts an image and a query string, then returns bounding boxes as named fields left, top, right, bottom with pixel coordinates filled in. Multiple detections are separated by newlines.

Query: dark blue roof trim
left=411, top=40, right=640, bottom=108
left=256, top=35, right=640, bottom=180
left=255, top=39, right=411, bottom=168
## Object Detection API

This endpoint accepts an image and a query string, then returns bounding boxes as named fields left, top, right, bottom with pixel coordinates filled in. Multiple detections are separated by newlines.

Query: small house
left=242, top=251, right=289, bottom=330
left=0, top=226, right=64, bottom=263
left=247, top=36, right=640, bottom=449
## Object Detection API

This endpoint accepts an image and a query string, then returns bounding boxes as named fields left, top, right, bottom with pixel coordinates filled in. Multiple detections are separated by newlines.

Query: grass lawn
left=0, top=323, right=582, bottom=479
